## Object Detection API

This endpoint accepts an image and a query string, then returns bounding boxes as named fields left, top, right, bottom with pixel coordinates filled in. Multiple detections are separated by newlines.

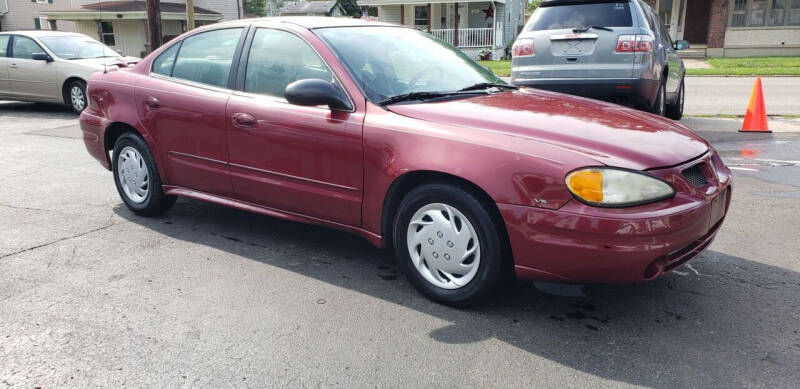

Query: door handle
left=232, top=112, right=256, bottom=128
left=145, top=96, right=160, bottom=109
left=8, top=64, right=17, bottom=68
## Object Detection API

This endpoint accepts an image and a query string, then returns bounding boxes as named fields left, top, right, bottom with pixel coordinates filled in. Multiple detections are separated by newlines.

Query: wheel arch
left=380, top=170, right=511, bottom=254
left=61, top=77, right=86, bottom=105
left=103, top=121, right=170, bottom=184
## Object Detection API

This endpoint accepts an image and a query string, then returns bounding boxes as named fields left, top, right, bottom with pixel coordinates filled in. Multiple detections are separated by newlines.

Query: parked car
left=511, top=0, right=688, bottom=119
left=0, top=31, right=139, bottom=113
left=80, top=17, right=730, bottom=306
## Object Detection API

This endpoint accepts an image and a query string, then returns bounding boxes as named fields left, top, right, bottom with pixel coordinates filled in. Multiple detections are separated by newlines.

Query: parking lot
left=1, top=100, right=799, bottom=387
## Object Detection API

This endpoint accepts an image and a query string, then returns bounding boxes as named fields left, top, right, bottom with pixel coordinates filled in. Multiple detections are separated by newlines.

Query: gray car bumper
left=511, top=77, right=660, bottom=109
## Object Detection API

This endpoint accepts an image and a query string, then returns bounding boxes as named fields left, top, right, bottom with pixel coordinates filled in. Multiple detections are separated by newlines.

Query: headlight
left=565, top=168, right=674, bottom=207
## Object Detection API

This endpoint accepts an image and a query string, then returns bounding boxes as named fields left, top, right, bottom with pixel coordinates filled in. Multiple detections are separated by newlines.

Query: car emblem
left=565, top=39, right=583, bottom=54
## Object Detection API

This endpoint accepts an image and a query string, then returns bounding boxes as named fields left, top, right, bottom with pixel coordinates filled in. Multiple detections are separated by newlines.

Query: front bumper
left=501, top=153, right=732, bottom=283
left=510, top=77, right=660, bottom=109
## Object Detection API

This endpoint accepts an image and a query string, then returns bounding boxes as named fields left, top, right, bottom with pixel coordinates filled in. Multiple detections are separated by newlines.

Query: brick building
left=644, top=0, right=800, bottom=57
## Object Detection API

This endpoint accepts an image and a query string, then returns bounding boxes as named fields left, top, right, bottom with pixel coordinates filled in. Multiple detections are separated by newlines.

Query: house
left=2, top=1, right=243, bottom=57
left=357, top=0, right=526, bottom=60
left=644, top=0, right=799, bottom=57
left=278, top=1, right=347, bottom=16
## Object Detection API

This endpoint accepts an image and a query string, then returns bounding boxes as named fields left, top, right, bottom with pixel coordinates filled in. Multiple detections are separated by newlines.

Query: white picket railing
left=429, top=27, right=499, bottom=48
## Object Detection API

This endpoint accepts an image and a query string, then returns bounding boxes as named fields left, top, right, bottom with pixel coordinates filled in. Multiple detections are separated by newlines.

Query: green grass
left=481, top=57, right=800, bottom=77
left=686, top=56, right=800, bottom=76
left=479, top=60, right=511, bottom=77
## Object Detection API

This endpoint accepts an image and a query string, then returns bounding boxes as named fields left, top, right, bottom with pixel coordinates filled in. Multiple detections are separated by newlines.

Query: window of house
left=731, top=0, right=800, bottom=26
left=414, top=6, right=428, bottom=26
left=34, top=18, right=42, bottom=30
left=171, top=28, right=242, bottom=88
left=244, top=28, right=334, bottom=98
left=36, top=0, right=49, bottom=4
left=100, top=21, right=115, bottom=46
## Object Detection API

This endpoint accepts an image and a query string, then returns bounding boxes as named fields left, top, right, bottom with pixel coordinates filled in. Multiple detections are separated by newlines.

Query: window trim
left=147, top=26, right=248, bottom=92
left=234, top=26, right=355, bottom=113
left=729, top=0, right=800, bottom=27
left=99, top=21, right=116, bottom=47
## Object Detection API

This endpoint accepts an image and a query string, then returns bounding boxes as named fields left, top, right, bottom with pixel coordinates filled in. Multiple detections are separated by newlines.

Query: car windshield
left=39, top=36, right=120, bottom=60
left=316, top=26, right=506, bottom=104
left=528, top=2, right=633, bottom=31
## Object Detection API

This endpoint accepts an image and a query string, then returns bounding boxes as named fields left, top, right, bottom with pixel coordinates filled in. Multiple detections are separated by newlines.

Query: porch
left=360, top=0, right=508, bottom=59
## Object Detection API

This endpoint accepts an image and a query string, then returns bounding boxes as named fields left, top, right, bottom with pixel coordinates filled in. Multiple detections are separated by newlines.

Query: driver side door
left=226, top=28, right=364, bottom=226
left=8, top=35, right=58, bottom=101
left=0, top=35, right=11, bottom=97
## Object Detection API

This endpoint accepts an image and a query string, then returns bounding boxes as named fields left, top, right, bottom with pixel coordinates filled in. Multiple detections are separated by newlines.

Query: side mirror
left=285, top=79, right=352, bottom=111
left=674, top=40, right=690, bottom=50
left=31, top=53, right=53, bottom=62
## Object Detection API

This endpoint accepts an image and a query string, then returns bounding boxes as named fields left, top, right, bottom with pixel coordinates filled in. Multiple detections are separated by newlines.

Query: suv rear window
left=527, top=1, right=633, bottom=31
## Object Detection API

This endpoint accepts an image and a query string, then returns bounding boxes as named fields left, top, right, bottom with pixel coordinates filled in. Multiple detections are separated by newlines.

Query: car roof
left=218, top=16, right=396, bottom=30
left=0, top=30, right=87, bottom=38
left=540, top=0, right=629, bottom=6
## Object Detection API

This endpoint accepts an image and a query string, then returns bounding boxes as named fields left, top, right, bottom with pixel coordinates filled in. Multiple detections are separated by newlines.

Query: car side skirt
left=162, top=185, right=383, bottom=248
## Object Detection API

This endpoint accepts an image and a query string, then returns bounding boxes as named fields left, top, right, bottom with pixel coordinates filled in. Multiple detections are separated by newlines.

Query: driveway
left=1, top=102, right=799, bottom=387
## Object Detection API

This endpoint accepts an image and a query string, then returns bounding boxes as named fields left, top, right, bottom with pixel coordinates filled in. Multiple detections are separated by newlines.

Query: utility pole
left=146, top=0, right=162, bottom=53
left=186, top=0, right=195, bottom=31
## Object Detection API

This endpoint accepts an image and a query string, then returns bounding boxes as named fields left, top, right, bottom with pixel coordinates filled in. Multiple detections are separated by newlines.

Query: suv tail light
left=616, top=35, right=654, bottom=53
left=512, top=39, right=535, bottom=57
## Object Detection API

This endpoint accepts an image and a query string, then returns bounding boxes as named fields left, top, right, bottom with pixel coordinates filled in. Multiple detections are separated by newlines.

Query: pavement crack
left=0, top=221, right=127, bottom=260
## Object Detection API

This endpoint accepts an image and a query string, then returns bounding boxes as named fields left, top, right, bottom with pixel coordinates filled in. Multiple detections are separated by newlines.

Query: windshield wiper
left=379, top=91, right=487, bottom=106
left=572, top=25, right=613, bottom=32
left=458, top=82, right=518, bottom=92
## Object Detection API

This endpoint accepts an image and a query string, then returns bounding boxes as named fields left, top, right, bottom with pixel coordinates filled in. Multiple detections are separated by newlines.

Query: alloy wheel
left=70, top=85, right=86, bottom=112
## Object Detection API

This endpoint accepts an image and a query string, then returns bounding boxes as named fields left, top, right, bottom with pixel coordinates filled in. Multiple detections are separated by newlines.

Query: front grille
left=682, top=164, right=707, bottom=187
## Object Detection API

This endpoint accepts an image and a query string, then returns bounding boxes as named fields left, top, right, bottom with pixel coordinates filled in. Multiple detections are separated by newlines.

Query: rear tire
left=665, top=78, right=685, bottom=120
left=650, top=80, right=666, bottom=116
left=392, top=183, right=506, bottom=307
left=112, top=132, right=176, bottom=216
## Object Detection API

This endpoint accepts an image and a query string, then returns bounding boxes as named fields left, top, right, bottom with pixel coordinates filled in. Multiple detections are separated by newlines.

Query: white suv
left=0, top=31, right=139, bottom=113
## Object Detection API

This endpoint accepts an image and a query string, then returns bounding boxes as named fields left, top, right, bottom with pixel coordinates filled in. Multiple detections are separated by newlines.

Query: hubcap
left=70, top=86, right=85, bottom=111
left=117, top=146, right=149, bottom=204
left=406, top=203, right=480, bottom=289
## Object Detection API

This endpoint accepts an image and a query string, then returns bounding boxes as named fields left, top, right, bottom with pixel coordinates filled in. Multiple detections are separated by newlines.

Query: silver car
left=0, top=31, right=139, bottom=113
left=511, top=0, right=688, bottom=119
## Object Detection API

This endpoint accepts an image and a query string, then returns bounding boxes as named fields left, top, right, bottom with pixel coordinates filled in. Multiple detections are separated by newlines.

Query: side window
left=244, top=28, right=334, bottom=98
left=0, top=35, right=9, bottom=57
left=151, top=42, right=181, bottom=77
left=171, top=28, right=243, bottom=88
left=12, top=36, right=46, bottom=60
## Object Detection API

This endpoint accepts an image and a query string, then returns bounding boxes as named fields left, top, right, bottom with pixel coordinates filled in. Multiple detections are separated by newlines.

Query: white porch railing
left=429, top=23, right=503, bottom=48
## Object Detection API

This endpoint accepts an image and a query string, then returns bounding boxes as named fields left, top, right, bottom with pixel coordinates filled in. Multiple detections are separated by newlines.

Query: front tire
left=665, top=78, right=685, bottom=120
left=67, top=80, right=87, bottom=114
left=393, top=183, right=506, bottom=307
left=112, top=132, right=176, bottom=216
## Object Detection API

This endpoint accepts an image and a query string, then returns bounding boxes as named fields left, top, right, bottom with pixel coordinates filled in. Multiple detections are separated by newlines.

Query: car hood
left=387, top=88, right=709, bottom=170
left=67, top=56, right=140, bottom=70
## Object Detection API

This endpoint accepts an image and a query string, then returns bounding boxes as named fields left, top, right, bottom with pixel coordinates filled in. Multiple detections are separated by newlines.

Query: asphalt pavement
left=1, top=101, right=799, bottom=387
left=684, top=76, right=800, bottom=116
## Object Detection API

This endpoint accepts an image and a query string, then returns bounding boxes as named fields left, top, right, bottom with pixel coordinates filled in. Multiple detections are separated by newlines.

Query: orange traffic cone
left=740, top=76, right=771, bottom=133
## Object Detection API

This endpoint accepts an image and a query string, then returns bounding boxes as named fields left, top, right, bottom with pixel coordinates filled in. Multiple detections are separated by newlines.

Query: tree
left=527, top=0, right=541, bottom=14
left=338, top=0, right=362, bottom=17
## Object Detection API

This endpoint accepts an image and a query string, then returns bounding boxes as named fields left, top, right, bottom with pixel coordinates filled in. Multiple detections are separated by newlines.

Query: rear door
left=0, top=35, right=10, bottom=97
left=515, top=0, right=640, bottom=79
left=8, top=35, right=59, bottom=101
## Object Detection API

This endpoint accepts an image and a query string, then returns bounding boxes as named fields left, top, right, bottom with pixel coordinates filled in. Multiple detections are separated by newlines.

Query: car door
left=0, top=35, right=11, bottom=97
left=8, top=35, right=59, bottom=101
left=225, top=27, right=364, bottom=226
left=653, top=14, right=681, bottom=96
left=135, top=27, right=246, bottom=197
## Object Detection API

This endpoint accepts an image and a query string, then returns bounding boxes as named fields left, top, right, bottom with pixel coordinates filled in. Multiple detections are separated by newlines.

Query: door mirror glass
left=31, top=52, right=52, bottom=62
left=285, top=79, right=352, bottom=111
left=674, top=40, right=690, bottom=50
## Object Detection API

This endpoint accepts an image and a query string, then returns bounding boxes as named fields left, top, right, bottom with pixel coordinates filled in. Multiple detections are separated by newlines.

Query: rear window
left=527, top=2, right=633, bottom=31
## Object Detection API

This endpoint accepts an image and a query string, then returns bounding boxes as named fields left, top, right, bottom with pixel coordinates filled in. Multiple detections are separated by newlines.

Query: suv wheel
left=650, top=80, right=666, bottom=116
left=393, top=183, right=506, bottom=307
left=112, top=132, right=176, bottom=216
left=666, top=78, right=685, bottom=120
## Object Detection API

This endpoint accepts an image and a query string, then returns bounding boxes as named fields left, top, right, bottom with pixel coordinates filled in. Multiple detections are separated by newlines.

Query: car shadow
left=0, top=101, right=74, bottom=116
left=113, top=197, right=800, bottom=388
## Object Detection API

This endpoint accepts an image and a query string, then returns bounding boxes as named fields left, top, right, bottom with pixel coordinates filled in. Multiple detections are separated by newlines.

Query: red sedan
left=80, top=18, right=731, bottom=306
